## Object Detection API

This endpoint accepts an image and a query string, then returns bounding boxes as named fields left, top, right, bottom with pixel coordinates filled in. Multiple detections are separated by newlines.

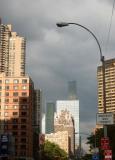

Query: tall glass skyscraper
left=68, top=81, right=77, bottom=100
left=45, top=102, right=55, bottom=134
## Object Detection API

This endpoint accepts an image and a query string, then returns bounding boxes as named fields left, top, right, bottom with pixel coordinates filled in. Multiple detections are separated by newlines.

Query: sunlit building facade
left=0, top=21, right=26, bottom=76
left=45, top=131, right=69, bottom=154
left=54, top=109, right=75, bottom=156
left=97, top=58, right=115, bottom=113
left=56, top=100, right=79, bottom=147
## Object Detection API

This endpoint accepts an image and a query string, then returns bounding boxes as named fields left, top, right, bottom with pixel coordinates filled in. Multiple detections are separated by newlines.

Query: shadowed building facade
left=34, top=89, right=42, bottom=133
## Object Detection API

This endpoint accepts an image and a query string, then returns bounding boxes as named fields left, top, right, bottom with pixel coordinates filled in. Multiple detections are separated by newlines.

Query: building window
left=4, top=125, right=8, bottom=129
left=13, top=92, right=18, bottom=96
left=21, top=119, right=27, bottom=123
left=20, top=98, right=28, bottom=103
left=5, top=92, right=9, bottom=96
left=12, top=118, right=18, bottom=124
left=12, top=131, right=18, bottom=136
left=22, top=92, right=27, bottom=96
left=13, top=86, right=18, bottom=90
left=21, top=132, right=26, bottom=136
left=13, top=99, right=18, bottom=103
left=5, top=79, right=9, bottom=84
left=0, top=80, right=2, bottom=84
left=5, top=86, right=9, bottom=90
left=21, top=125, right=26, bottom=129
left=22, top=86, right=27, bottom=90
left=13, top=105, right=18, bottom=109
left=13, top=112, right=18, bottom=116
left=4, top=106, right=8, bottom=109
left=20, top=151, right=26, bottom=156
left=5, top=99, right=9, bottom=103
left=13, top=79, right=19, bottom=84
left=22, top=105, right=27, bottom=109
left=21, top=138, right=26, bottom=143
left=0, top=92, right=1, bottom=96
left=4, top=119, right=8, bottom=124
left=12, top=125, right=18, bottom=129
left=21, top=112, right=27, bottom=116
left=22, top=79, right=27, bottom=84
left=4, top=112, right=8, bottom=117
left=0, top=86, right=2, bottom=90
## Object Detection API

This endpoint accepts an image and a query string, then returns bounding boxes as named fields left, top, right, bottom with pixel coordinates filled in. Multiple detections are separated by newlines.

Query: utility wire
left=105, top=0, right=115, bottom=52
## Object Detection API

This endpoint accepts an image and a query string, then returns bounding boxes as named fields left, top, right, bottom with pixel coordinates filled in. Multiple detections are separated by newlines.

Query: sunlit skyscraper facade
left=97, top=58, right=115, bottom=113
left=56, top=100, right=79, bottom=147
left=0, top=21, right=26, bottom=76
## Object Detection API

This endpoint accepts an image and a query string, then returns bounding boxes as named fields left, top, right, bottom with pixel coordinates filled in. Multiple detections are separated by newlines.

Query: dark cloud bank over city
left=0, top=0, right=115, bottom=134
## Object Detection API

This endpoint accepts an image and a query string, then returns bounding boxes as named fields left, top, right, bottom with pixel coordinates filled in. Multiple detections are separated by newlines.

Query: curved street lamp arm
left=57, top=22, right=104, bottom=62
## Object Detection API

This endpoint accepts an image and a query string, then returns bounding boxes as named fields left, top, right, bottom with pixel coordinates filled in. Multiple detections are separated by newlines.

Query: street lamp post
left=56, top=22, right=107, bottom=137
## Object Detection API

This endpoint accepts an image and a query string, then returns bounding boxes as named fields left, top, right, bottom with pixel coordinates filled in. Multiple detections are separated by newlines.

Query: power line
left=106, top=0, right=115, bottom=52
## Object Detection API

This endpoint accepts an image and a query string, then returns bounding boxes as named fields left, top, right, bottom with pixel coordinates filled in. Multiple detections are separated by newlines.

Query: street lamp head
left=56, top=22, right=69, bottom=27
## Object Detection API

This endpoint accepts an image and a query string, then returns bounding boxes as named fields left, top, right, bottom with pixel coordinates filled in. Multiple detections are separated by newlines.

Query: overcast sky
left=0, top=0, right=115, bottom=137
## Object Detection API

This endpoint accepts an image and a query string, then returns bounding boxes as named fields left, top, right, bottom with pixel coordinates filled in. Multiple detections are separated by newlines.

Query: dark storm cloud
left=0, top=0, right=115, bottom=136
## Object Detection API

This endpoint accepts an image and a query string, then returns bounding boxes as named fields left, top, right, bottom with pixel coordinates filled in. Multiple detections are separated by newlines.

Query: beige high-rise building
left=0, top=21, right=25, bottom=76
left=8, top=32, right=26, bottom=76
left=0, top=23, right=11, bottom=74
left=97, top=58, right=115, bottom=113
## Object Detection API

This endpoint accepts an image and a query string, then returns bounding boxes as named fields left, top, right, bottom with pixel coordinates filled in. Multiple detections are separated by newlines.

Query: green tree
left=41, top=140, right=68, bottom=160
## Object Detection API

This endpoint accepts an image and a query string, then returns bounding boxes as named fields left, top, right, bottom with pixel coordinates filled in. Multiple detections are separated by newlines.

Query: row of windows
left=0, top=98, right=28, bottom=103
left=0, top=92, right=27, bottom=97
left=0, top=85, right=28, bottom=90
left=0, top=105, right=28, bottom=110
left=13, top=131, right=26, bottom=136
left=0, top=79, right=27, bottom=84
left=0, top=111, right=27, bottom=116
left=15, top=151, right=27, bottom=157
left=3, top=118, right=27, bottom=124
left=15, top=138, right=27, bottom=143
left=4, top=125, right=27, bottom=130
